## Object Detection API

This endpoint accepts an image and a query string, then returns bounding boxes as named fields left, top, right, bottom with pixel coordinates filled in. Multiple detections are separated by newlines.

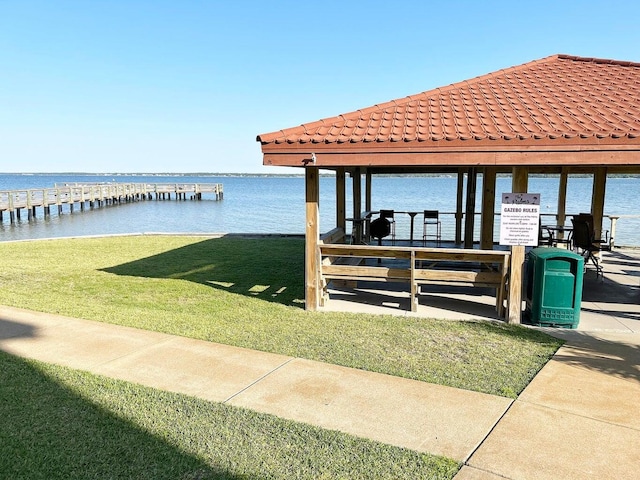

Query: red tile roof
left=257, top=55, right=640, bottom=149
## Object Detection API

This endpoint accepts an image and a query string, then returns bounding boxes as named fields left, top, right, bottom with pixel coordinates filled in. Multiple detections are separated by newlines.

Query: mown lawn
left=0, top=350, right=459, bottom=479
left=0, top=235, right=562, bottom=398
left=0, top=235, right=564, bottom=478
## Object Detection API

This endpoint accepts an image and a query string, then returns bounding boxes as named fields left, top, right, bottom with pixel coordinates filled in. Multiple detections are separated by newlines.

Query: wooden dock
left=0, top=183, right=223, bottom=223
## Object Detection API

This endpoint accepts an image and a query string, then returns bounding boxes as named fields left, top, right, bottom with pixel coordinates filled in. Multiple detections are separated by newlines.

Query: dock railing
left=0, top=183, right=223, bottom=223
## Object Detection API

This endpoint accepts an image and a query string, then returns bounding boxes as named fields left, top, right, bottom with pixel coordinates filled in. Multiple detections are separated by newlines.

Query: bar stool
left=423, top=210, right=441, bottom=245
left=379, top=210, right=396, bottom=244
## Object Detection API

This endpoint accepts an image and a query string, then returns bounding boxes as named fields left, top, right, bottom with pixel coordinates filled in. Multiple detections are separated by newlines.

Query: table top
left=543, top=225, right=572, bottom=232
left=349, top=210, right=435, bottom=220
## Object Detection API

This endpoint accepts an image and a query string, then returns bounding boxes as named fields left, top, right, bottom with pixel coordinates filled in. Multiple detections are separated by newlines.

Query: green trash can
left=525, top=247, right=584, bottom=328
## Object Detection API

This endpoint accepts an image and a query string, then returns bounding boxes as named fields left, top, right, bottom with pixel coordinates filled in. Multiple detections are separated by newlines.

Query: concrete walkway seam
left=223, top=357, right=296, bottom=403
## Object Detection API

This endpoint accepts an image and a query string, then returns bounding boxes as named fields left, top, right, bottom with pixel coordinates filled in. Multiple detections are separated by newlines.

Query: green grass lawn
left=0, top=235, right=562, bottom=398
left=0, top=350, right=458, bottom=479
left=0, top=235, right=563, bottom=479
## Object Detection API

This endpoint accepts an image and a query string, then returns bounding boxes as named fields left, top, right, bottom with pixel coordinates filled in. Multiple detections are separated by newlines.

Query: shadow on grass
left=0, top=349, right=241, bottom=480
left=101, top=236, right=305, bottom=307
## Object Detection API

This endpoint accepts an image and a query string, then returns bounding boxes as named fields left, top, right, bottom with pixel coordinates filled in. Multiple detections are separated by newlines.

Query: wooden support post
left=8, top=194, right=14, bottom=223
left=55, top=189, right=61, bottom=214
left=609, top=216, right=618, bottom=248
left=365, top=169, right=372, bottom=213
left=365, top=169, right=372, bottom=242
left=352, top=167, right=362, bottom=243
left=508, top=167, right=529, bottom=325
left=305, top=166, right=320, bottom=311
left=557, top=167, right=569, bottom=238
left=464, top=167, right=477, bottom=248
left=455, top=169, right=464, bottom=245
left=410, top=250, right=418, bottom=312
left=336, top=168, right=346, bottom=237
left=480, top=167, right=496, bottom=250
left=27, top=190, right=33, bottom=220
left=591, top=167, right=607, bottom=241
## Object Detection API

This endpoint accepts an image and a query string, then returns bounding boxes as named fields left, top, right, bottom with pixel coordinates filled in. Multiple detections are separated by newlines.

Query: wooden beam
left=508, top=167, right=529, bottom=324
left=305, top=167, right=320, bottom=311
left=464, top=167, right=477, bottom=248
left=262, top=148, right=640, bottom=169
left=480, top=167, right=497, bottom=249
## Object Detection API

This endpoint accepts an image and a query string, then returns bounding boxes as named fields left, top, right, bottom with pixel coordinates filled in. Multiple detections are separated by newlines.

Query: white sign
left=499, top=193, right=541, bottom=246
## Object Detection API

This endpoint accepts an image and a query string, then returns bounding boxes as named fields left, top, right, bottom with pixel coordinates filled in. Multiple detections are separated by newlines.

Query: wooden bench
left=319, top=244, right=510, bottom=317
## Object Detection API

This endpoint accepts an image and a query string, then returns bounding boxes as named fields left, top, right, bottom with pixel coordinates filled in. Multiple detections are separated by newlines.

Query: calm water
left=1, top=173, right=639, bottom=246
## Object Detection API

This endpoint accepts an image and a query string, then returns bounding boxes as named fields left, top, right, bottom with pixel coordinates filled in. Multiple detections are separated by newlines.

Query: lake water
left=1, top=173, right=639, bottom=246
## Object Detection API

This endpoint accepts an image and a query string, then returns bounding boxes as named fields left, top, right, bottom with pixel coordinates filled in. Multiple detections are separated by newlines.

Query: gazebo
left=256, top=54, right=640, bottom=323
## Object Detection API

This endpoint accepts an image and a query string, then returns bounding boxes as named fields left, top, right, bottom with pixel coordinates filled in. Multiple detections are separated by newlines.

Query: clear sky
left=1, top=0, right=640, bottom=174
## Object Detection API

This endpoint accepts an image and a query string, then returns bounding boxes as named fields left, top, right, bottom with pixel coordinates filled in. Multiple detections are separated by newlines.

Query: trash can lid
left=529, top=246, right=583, bottom=260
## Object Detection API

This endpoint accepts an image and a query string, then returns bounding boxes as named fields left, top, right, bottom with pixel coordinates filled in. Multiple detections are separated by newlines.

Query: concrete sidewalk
left=1, top=302, right=639, bottom=479
left=0, top=305, right=510, bottom=462
left=458, top=329, right=640, bottom=479
left=318, top=248, right=640, bottom=479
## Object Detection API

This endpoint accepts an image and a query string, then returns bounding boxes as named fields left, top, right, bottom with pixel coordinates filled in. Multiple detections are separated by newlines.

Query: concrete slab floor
left=466, top=401, right=640, bottom=480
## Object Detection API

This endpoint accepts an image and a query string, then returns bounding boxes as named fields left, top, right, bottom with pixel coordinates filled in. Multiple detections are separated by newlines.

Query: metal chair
left=571, top=218, right=604, bottom=277
left=573, top=213, right=610, bottom=251
left=539, top=223, right=553, bottom=246
left=423, top=210, right=441, bottom=245
left=379, top=210, right=396, bottom=244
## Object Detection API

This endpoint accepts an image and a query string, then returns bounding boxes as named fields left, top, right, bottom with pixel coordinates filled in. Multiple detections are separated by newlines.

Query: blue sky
left=1, top=1, right=639, bottom=174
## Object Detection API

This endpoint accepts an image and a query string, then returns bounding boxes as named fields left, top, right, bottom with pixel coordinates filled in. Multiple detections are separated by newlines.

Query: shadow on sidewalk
left=551, top=333, right=640, bottom=383
left=0, top=317, right=36, bottom=341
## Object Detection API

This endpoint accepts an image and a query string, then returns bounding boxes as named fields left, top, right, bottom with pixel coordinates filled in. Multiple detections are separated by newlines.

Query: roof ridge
left=406, top=55, right=563, bottom=100
left=261, top=54, right=640, bottom=139
left=398, top=54, right=640, bottom=102
left=257, top=53, right=640, bottom=146
left=556, top=53, right=640, bottom=67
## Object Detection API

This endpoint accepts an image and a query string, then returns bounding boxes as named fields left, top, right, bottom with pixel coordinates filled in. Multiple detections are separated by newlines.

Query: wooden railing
left=346, top=211, right=639, bottom=248
left=0, top=183, right=223, bottom=223
left=319, top=239, right=510, bottom=316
